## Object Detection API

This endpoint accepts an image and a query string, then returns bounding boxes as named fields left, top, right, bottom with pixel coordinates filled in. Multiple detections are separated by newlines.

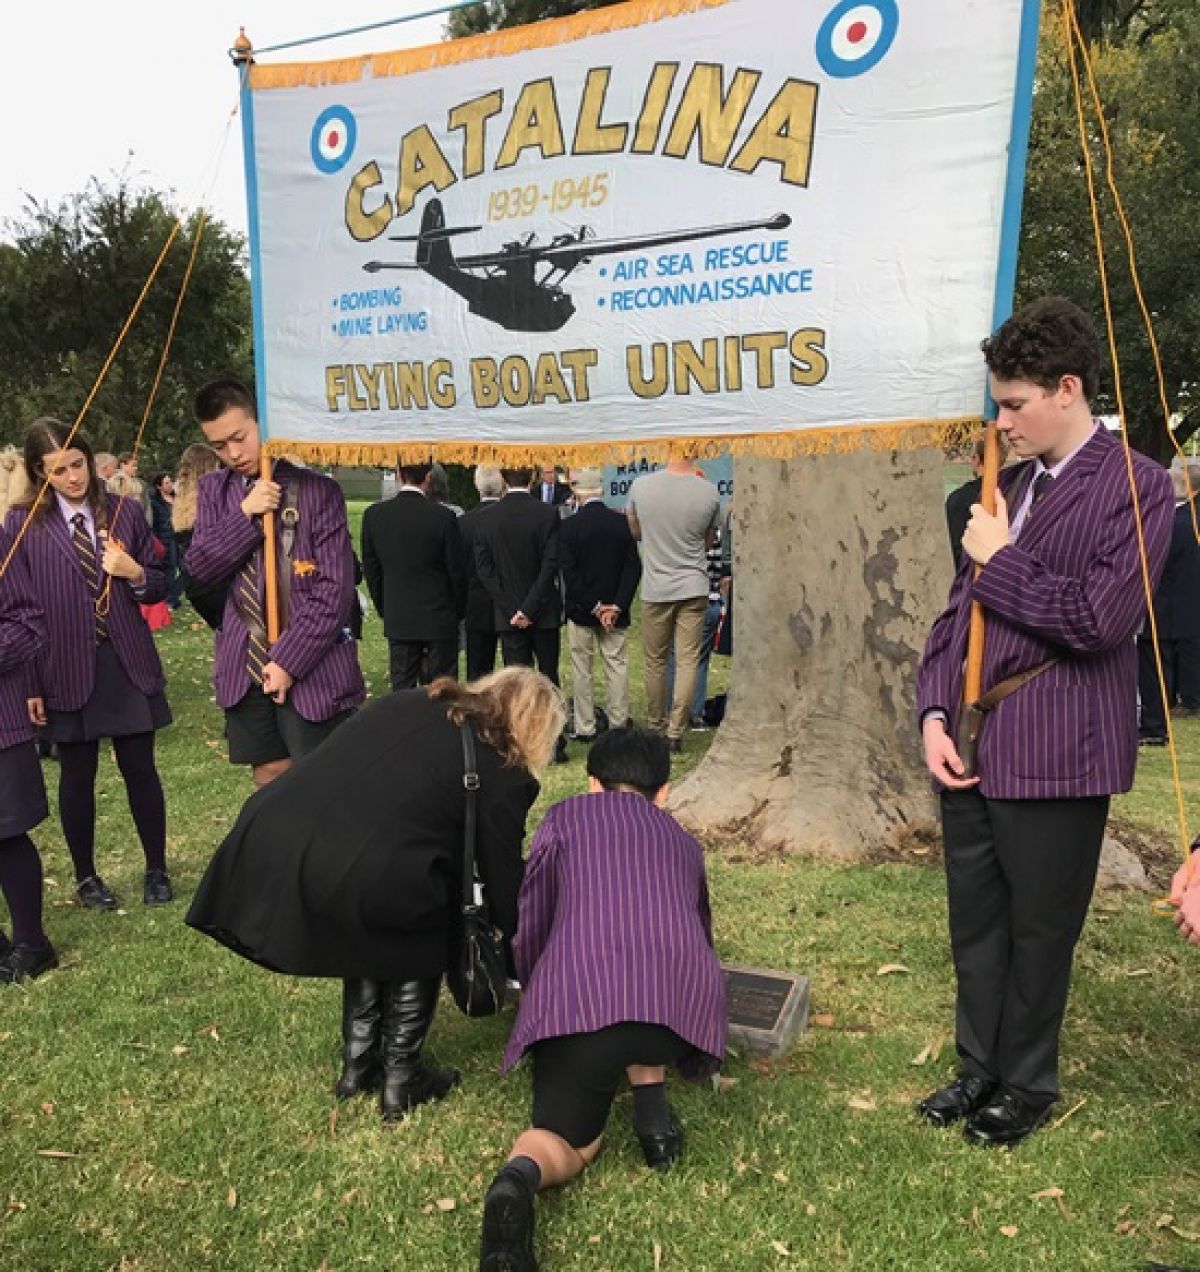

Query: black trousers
left=500, top=627, right=561, bottom=686
left=465, top=628, right=499, bottom=682
left=388, top=638, right=458, bottom=691
left=1139, top=633, right=1200, bottom=735
left=941, top=788, right=1108, bottom=1104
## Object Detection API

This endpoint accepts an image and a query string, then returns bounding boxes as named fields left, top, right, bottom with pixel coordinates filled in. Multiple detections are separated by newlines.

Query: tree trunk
left=671, top=448, right=954, bottom=860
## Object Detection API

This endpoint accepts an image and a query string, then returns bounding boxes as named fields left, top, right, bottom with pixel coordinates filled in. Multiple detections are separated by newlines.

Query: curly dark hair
left=981, top=297, right=1101, bottom=402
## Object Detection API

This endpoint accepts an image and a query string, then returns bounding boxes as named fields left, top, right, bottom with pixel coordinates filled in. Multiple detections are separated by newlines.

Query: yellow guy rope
left=1062, top=1, right=1193, bottom=894
left=98, top=211, right=209, bottom=615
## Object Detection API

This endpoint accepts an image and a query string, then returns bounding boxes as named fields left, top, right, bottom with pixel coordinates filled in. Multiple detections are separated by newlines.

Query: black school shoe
left=143, top=869, right=174, bottom=906
left=76, top=875, right=118, bottom=910
left=479, top=1166, right=538, bottom=1272
left=637, top=1108, right=684, bottom=1171
left=963, top=1088, right=1054, bottom=1147
left=917, top=1073, right=997, bottom=1128
left=0, top=941, right=59, bottom=984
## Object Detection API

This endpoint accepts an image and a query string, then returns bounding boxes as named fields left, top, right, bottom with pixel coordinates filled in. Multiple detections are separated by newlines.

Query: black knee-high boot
left=335, top=978, right=384, bottom=1100
left=379, top=977, right=460, bottom=1121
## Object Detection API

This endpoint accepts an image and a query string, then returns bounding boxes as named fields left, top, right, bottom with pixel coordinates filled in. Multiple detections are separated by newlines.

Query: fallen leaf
left=1113, top=1221, right=1136, bottom=1236
left=588, top=1236, right=601, bottom=1245
left=910, top=1043, right=932, bottom=1067
left=328, top=1108, right=338, bottom=1137
left=0, top=1032, right=12, bottom=1042
left=1031, top=1188, right=1064, bottom=1200
left=1155, top=1213, right=1173, bottom=1230
left=40, top=1102, right=54, bottom=1116
left=805, top=1204, right=816, bottom=1217
left=847, top=1096, right=877, bottom=1113
left=999, top=1225, right=1019, bottom=1238
left=434, top=1198, right=456, bottom=1212
left=811, top=1014, right=836, bottom=1028
left=970, top=1207, right=982, bottom=1230
left=773, top=1170, right=789, bottom=1184
left=1123, top=968, right=1151, bottom=978
left=929, top=1037, right=944, bottom=1062
left=653, top=1242, right=663, bottom=1270
left=341, top=1189, right=358, bottom=1207
left=714, top=1075, right=738, bottom=1093
left=876, top=964, right=910, bottom=977
left=770, top=1241, right=790, bottom=1257
left=1031, top=1186, right=1072, bottom=1221
left=227, top=1186, right=238, bottom=1208
left=171, top=1045, right=189, bottom=1057
left=6, top=1199, right=27, bottom=1212
left=1167, top=1226, right=1200, bottom=1242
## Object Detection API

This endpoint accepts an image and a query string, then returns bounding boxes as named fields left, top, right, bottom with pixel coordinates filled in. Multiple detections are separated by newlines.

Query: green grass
left=1, top=503, right=1197, bottom=1271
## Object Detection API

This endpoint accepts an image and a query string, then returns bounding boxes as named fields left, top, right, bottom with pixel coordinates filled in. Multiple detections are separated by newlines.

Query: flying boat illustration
left=363, top=198, right=792, bottom=333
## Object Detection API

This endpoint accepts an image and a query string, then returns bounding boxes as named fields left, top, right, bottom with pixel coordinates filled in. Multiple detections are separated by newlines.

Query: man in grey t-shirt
left=626, top=459, right=721, bottom=749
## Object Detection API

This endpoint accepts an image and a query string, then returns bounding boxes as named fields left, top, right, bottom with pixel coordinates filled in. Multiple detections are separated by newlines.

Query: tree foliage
left=445, top=0, right=623, bottom=38
left=1019, top=0, right=1200, bottom=460
left=0, top=178, right=252, bottom=468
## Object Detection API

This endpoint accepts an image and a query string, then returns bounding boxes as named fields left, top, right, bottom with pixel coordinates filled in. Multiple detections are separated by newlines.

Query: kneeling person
left=480, top=726, right=726, bottom=1272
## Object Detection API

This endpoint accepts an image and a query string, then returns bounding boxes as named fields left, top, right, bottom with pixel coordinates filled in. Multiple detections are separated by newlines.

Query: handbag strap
left=974, top=658, right=1060, bottom=713
left=459, top=724, right=480, bottom=909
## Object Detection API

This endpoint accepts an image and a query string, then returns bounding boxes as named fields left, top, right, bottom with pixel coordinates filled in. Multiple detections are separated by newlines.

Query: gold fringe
left=264, top=417, right=981, bottom=468
left=249, top=0, right=733, bottom=91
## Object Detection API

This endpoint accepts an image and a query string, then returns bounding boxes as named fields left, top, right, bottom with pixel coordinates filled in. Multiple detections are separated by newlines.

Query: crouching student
left=479, top=726, right=726, bottom=1272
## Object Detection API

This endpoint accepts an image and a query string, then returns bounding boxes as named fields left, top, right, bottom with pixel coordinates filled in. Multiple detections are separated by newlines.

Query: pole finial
left=231, top=26, right=255, bottom=67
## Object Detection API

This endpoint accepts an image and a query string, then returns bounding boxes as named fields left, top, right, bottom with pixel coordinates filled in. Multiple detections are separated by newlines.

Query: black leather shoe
left=480, top=1166, right=538, bottom=1272
left=335, top=978, right=383, bottom=1100
left=637, top=1109, right=684, bottom=1171
left=379, top=978, right=461, bottom=1121
left=0, top=941, right=59, bottom=984
left=143, top=870, right=174, bottom=906
left=963, top=1088, right=1053, bottom=1147
left=917, top=1074, right=997, bottom=1128
left=76, top=875, right=118, bottom=910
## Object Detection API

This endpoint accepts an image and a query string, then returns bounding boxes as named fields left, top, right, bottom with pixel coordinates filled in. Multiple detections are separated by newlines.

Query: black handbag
left=446, top=724, right=509, bottom=1018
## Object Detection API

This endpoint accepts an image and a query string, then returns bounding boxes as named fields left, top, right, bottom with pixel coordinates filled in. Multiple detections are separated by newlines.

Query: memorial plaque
left=723, top=962, right=809, bottom=1058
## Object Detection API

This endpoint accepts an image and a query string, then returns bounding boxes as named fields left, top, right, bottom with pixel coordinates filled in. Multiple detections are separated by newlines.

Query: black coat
left=458, top=499, right=501, bottom=634
left=361, top=491, right=466, bottom=641
left=534, top=479, right=572, bottom=507
left=559, top=499, right=642, bottom=628
left=1152, top=501, right=1200, bottom=638
left=945, top=476, right=981, bottom=572
left=474, top=492, right=562, bottom=629
left=186, top=691, right=539, bottom=979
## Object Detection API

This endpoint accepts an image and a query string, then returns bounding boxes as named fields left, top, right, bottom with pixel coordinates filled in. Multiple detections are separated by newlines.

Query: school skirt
left=45, top=641, right=172, bottom=744
left=0, top=740, right=49, bottom=839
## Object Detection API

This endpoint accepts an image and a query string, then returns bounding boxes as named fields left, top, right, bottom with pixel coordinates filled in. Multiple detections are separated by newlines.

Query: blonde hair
left=172, top=443, right=222, bottom=534
left=428, top=666, right=565, bottom=774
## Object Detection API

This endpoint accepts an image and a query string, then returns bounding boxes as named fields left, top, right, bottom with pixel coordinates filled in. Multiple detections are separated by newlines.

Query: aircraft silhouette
left=363, top=198, right=792, bottom=333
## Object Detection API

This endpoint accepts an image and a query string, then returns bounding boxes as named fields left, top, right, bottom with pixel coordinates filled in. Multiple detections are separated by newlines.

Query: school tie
left=1030, top=471, right=1053, bottom=511
left=70, top=514, right=108, bottom=643
left=236, top=548, right=268, bottom=685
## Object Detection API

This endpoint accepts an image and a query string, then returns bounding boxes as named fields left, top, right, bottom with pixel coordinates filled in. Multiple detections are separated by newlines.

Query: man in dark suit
left=559, top=468, right=642, bottom=739
left=458, top=466, right=505, bottom=681
left=534, top=464, right=572, bottom=508
left=916, top=298, right=1173, bottom=1147
left=946, top=434, right=1009, bottom=570
left=474, top=467, right=564, bottom=693
left=1137, top=462, right=1200, bottom=742
left=361, top=462, right=466, bottom=691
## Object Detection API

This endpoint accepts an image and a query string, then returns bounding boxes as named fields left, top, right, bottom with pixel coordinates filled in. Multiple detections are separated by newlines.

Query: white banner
left=244, top=0, right=1031, bottom=455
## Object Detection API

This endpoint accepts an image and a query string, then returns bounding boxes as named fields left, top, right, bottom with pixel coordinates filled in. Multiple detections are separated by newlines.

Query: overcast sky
left=4, top=2, right=452, bottom=238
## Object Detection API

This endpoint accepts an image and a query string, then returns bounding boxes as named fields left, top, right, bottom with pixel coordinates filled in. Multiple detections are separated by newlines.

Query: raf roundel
left=310, top=105, right=358, bottom=175
left=816, top=0, right=899, bottom=79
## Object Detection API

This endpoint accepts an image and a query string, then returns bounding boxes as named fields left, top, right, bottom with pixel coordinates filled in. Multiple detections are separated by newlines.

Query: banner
left=242, top=0, right=1035, bottom=462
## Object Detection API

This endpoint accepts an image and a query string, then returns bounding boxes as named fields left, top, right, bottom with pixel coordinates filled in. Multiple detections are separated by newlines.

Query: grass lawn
left=1, top=502, right=1197, bottom=1271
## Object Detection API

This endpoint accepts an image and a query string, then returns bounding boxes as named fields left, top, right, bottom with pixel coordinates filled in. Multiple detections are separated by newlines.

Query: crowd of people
left=0, top=296, right=1197, bottom=1269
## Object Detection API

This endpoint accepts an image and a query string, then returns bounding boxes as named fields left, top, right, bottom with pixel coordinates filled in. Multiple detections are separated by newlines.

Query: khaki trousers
left=641, top=597, right=708, bottom=739
left=568, top=621, right=629, bottom=736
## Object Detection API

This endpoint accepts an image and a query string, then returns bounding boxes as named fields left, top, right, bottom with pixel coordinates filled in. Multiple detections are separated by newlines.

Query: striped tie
left=70, top=514, right=108, bottom=643
left=236, top=549, right=268, bottom=685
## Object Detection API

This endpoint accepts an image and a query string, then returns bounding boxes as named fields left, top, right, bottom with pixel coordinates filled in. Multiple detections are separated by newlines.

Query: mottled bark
left=671, top=449, right=953, bottom=859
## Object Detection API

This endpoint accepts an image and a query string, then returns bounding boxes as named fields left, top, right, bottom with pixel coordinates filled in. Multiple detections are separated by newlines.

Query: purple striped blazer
left=917, top=427, right=1174, bottom=798
left=0, top=523, right=46, bottom=748
left=4, top=495, right=167, bottom=713
left=183, top=463, right=365, bottom=722
left=503, top=791, right=726, bottom=1078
